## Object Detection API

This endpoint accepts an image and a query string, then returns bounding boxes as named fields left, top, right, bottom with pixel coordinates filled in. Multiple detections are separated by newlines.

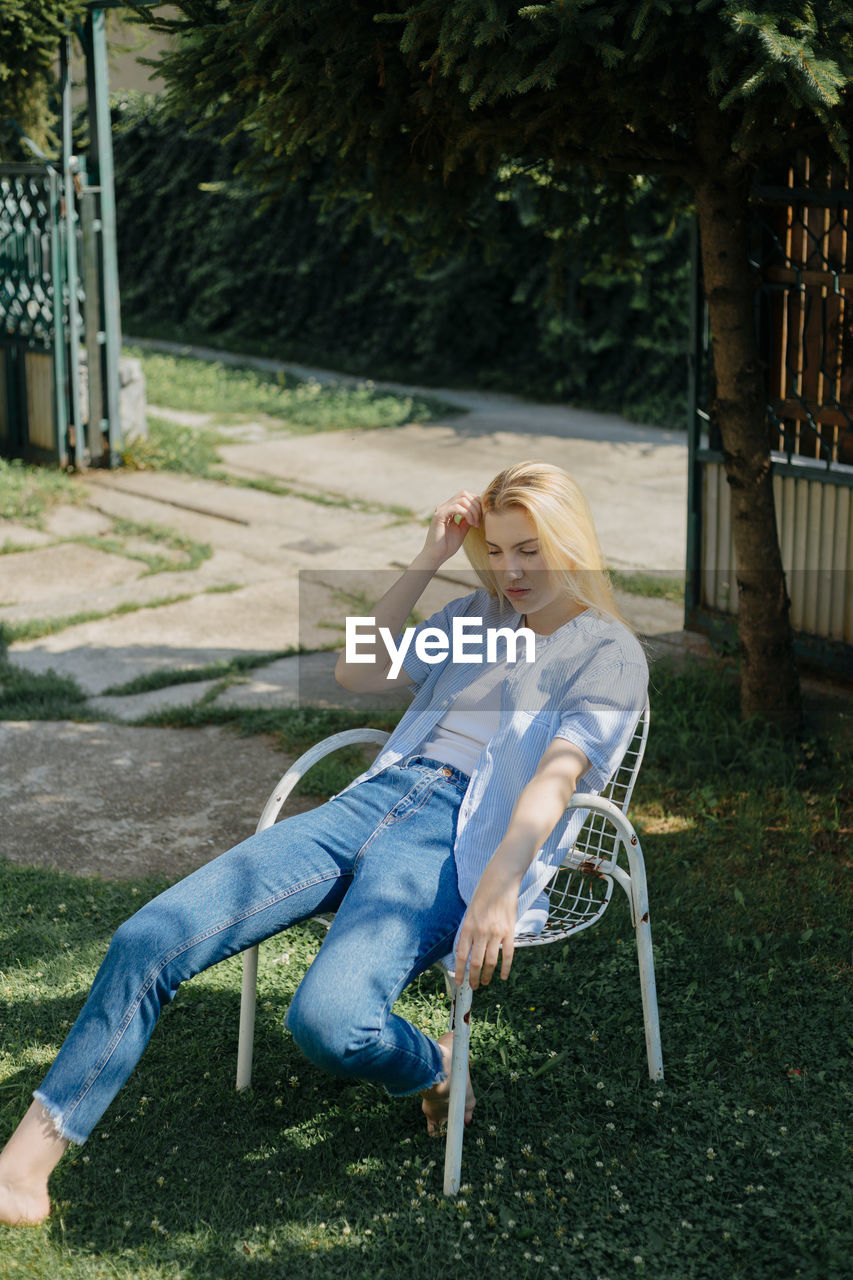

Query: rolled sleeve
left=553, top=659, right=648, bottom=786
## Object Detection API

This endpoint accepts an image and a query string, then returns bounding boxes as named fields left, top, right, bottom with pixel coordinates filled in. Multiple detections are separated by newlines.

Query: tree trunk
left=693, top=147, right=802, bottom=730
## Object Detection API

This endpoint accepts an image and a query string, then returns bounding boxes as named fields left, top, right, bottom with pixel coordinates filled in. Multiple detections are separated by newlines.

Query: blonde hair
left=464, top=461, right=629, bottom=626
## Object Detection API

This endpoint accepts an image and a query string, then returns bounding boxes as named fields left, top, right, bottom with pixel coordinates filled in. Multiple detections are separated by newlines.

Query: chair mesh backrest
left=569, top=702, right=648, bottom=866
left=516, top=701, right=649, bottom=947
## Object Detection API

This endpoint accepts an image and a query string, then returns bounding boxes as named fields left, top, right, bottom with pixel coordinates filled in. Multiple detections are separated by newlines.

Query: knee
left=286, top=979, right=378, bottom=1079
left=110, top=897, right=173, bottom=959
left=106, top=905, right=177, bottom=993
left=109, top=908, right=155, bottom=962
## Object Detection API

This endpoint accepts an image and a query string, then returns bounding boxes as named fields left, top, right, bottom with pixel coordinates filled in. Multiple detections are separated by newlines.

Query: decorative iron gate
left=0, top=10, right=123, bottom=469
left=0, top=164, right=70, bottom=463
left=686, top=160, right=853, bottom=674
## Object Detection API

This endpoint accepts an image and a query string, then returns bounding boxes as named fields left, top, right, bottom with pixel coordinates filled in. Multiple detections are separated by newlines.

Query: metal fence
left=0, top=164, right=70, bottom=462
left=0, top=11, right=122, bottom=469
left=686, top=160, right=853, bottom=674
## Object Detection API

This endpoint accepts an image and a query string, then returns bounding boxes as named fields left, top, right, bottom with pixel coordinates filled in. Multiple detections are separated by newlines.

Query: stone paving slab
left=612, top=592, right=683, bottom=635
left=0, top=542, right=143, bottom=610
left=86, top=468, right=410, bottom=540
left=43, top=506, right=113, bottom=538
left=8, top=643, right=274, bottom=696
left=87, top=678, right=224, bottom=721
left=0, top=522, right=53, bottom=550
left=218, top=420, right=687, bottom=573
left=0, top=556, right=249, bottom=629
left=83, top=471, right=429, bottom=579
left=81, top=655, right=412, bottom=722
left=8, top=586, right=300, bottom=691
left=216, top=651, right=412, bottom=713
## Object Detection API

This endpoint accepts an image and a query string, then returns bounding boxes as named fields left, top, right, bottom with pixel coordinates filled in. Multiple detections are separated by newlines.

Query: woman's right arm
left=334, top=490, right=482, bottom=693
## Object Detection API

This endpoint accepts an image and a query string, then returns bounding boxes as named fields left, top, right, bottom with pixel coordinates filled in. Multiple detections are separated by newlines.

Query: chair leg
left=236, top=944, right=259, bottom=1091
left=635, top=919, right=664, bottom=1080
left=443, top=966, right=455, bottom=1030
left=443, top=976, right=473, bottom=1196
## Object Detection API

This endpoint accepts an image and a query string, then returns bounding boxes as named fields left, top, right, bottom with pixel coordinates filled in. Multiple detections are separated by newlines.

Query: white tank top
left=420, top=662, right=506, bottom=776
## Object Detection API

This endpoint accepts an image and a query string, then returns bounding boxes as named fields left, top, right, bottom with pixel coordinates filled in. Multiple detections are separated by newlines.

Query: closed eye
left=486, top=545, right=540, bottom=557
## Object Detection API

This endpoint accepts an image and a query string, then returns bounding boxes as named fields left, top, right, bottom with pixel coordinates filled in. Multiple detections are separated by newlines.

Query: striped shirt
left=344, top=588, right=648, bottom=935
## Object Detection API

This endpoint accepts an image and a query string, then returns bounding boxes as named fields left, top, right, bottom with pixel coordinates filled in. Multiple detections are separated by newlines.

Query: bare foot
left=0, top=1101, right=68, bottom=1227
left=0, top=1179, right=51, bottom=1227
left=421, top=1031, right=476, bottom=1136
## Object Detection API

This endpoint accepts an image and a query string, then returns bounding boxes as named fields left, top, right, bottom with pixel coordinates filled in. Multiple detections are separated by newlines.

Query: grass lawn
left=0, top=662, right=850, bottom=1279
left=120, top=346, right=459, bottom=499
left=0, top=459, right=82, bottom=527
left=127, top=346, right=457, bottom=438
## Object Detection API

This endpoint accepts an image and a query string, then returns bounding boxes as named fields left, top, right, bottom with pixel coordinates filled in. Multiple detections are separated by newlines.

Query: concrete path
left=0, top=720, right=301, bottom=881
left=1, top=344, right=692, bottom=880
left=136, top=336, right=688, bottom=574
left=3, top=345, right=687, bottom=704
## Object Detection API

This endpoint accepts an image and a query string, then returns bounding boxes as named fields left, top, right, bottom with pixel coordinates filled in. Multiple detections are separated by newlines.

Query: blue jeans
left=34, top=759, right=469, bottom=1145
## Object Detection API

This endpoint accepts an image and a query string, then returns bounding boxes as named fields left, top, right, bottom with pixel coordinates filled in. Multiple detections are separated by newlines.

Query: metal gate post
left=48, top=169, right=70, bottom=467
left=60, top=33, right=85, bottom=467
left=83, top=6, right=122, bottom=465
left=79, top=167, right=104, bottom=460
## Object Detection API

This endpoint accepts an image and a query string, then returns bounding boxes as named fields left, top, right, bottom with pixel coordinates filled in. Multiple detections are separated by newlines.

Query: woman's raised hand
left=336, top=488, right=481, bottom=692
left=419, top=491, right=482, bottom=567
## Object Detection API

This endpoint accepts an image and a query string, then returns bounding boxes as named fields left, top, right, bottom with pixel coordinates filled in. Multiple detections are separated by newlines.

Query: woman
left=0, top=461, right=647, bottom=1226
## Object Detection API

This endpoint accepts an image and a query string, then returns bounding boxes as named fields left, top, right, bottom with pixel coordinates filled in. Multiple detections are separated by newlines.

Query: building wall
left=70, top=6, right=178, bottom=101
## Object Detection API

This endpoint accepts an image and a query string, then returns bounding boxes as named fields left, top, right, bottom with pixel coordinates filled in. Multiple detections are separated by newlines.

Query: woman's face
left=483, top=505, right=579, bottom=633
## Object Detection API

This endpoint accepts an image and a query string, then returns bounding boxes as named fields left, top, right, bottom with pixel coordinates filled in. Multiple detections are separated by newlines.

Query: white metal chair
left=235, top=705, right=662, bottom=1196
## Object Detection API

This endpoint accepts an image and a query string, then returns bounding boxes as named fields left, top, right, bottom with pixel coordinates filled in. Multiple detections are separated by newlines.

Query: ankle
left=0, top=1165, right=45, bottom=1193
left=0, top=1102, right=69, bottom=1187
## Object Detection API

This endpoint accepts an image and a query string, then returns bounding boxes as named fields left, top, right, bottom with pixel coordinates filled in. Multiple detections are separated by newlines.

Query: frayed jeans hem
left=383, top=1057, right=447, bottom=1100
left=33, top=1090, right=86, bottom=1147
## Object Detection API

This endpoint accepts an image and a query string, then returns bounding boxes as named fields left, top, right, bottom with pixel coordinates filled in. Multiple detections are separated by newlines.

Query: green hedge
left=110, top=94, right=691, bottom=428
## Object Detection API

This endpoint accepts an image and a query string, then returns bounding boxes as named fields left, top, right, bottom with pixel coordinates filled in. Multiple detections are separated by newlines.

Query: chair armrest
left=564, top=791, right=640, bottom=854
left=563, top=791, right=648, bottom=925
left=256, top=728, right=390, bottom=833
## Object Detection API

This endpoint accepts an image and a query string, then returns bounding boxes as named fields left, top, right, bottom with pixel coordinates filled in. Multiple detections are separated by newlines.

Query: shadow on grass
left=1, top=879, right=849, bottom=1279
left=1, top=657, right=851, bottom=1278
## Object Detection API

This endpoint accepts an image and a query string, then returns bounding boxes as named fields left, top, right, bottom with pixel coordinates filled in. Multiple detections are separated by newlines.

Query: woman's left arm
left=454, top=739, right=591, bottom=990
